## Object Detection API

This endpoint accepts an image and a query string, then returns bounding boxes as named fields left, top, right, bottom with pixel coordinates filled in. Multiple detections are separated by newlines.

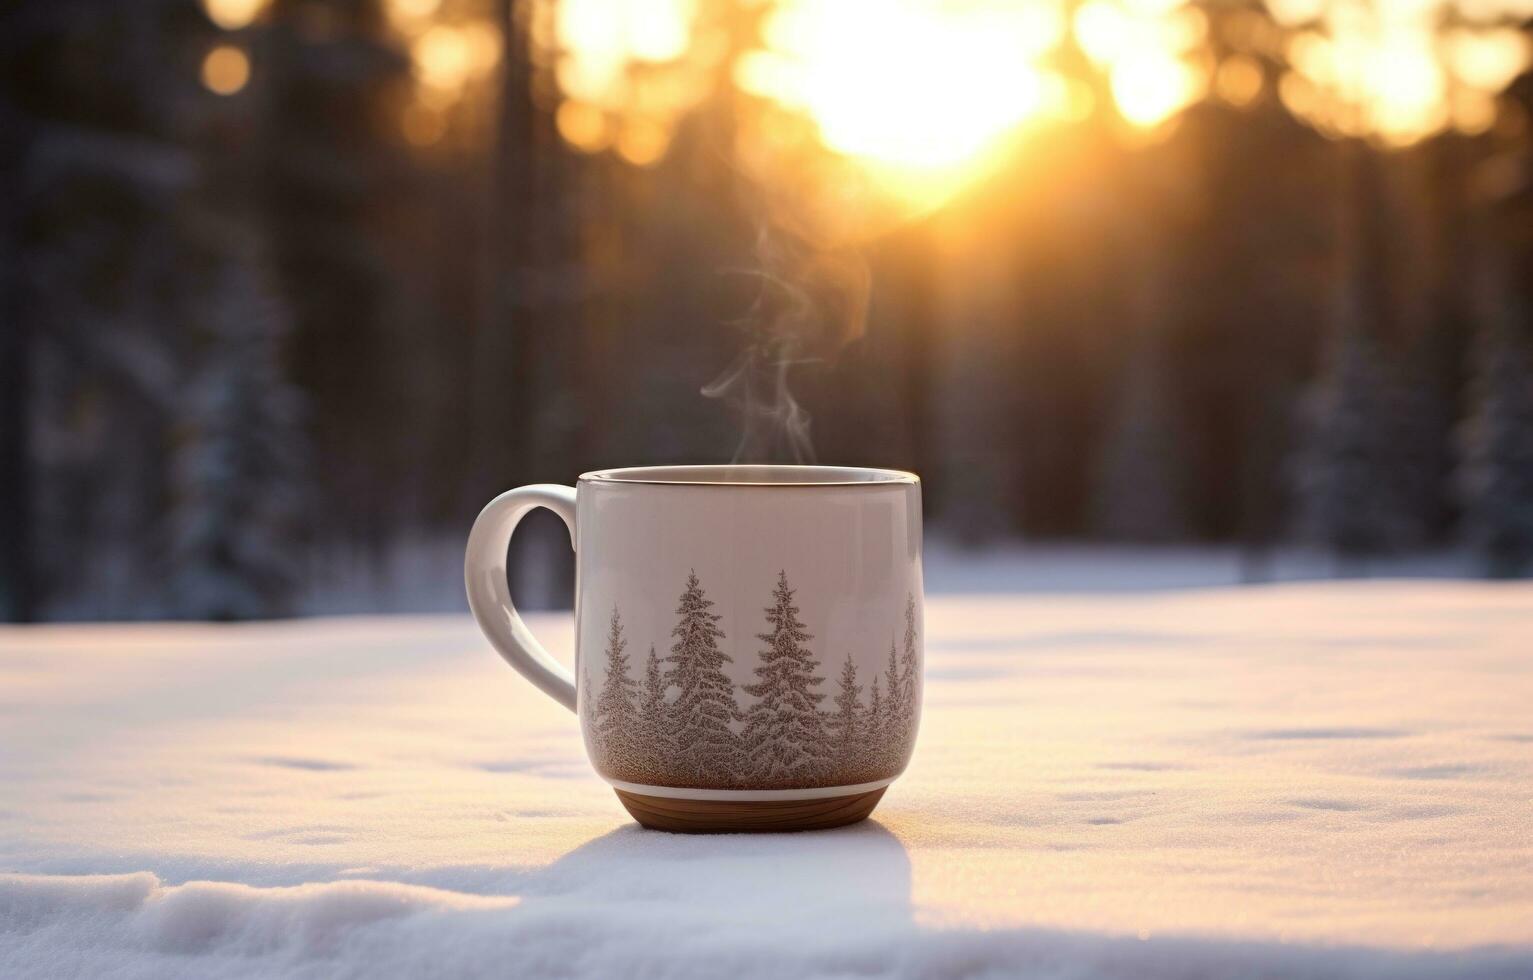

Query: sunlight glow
left=1445, top=28, right=1530, bottom=91
left=531, top=0, right=714, bottom=169
left=1075, top=1, right=1134, bottom=64
left=1265, top=0, right=1326, bottom=26
left=1112, top=51, right=1205, bottom=126
left=1073, top=0, right=1208, bottom=127
left=507, top=0, right=1533, bottom=193
left=413, top=26, right=476, bottom=92
left=1364, top=33, right=1448, bottom=141
left=736, top=0, right=1069, bottom=201
left=556, top=0, right=697, bottom=102
left=1280, top=1, right=1529, bottom=145
left=202, top=0, right=267, bottom=31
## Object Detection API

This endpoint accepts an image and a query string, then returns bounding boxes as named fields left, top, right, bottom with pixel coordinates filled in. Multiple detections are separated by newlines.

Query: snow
left=3, top=583, right=1532, bottom=978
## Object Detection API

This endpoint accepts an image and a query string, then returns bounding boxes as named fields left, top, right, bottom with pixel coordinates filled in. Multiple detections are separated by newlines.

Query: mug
left=465, top=465, right=923, bottom=832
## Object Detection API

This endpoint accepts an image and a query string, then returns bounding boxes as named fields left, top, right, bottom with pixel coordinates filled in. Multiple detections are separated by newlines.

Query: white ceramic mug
left=465, top=465, right=923, bottom=831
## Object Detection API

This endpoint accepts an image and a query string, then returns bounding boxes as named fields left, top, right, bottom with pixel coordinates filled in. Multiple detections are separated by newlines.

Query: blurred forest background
left=2, top=0, right=1532, bottom=622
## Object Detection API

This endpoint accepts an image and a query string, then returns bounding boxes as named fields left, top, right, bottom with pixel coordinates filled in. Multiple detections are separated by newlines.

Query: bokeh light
left=556, top=99, right=611, bottom=152
left=413, top=25, right=477, bottom=92
left=202, top=0, right=267, bottom=31
left=616, top=118, right=669, bottom=166
left=202, top=44, right=251, bottom=95
left=1215, top=55, right=1265, bottom=107
left=1111, top=50, right=1206, bottom=127
left=401, top=102, right=448, bottom=146
left=1277, top=0, right=1530, bottom=144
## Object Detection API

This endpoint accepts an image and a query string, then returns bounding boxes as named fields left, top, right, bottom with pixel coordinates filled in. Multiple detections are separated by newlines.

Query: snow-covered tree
left=664, top=571, right=740, bottom=783
left=1092, top=339, right=1191, bottom=541
left=1295, top=320, right=1424, bottom=568
left=741, top=571, right=831, bottom=786
left=1459, top=310, right=1533, bottom=577
left=827, top=654, right=864, bottom=782
left=593, top=607, right=640, bottom=777
left=172, top=240, right=306, bottom=620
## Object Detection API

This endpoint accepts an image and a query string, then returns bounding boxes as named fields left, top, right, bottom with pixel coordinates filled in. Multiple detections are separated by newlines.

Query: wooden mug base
left=615, top=786, right=887, bottom=833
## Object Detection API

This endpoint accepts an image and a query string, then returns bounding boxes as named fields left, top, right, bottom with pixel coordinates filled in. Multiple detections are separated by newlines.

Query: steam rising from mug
left=702, top=226, right=870, bottom=464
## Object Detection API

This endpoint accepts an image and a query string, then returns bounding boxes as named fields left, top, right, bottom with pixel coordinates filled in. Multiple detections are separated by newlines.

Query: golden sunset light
left=331, top=0, right=1533, bottom=209
left=739, top=1, right=1060, bottom=173
left=517, top=0, right=1532, bottom=186
left=11, top=1, right=1533, bottom=973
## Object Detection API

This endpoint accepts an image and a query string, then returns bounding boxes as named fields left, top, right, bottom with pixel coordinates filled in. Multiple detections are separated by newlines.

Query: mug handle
left=464, top=484, right=578, bottom=712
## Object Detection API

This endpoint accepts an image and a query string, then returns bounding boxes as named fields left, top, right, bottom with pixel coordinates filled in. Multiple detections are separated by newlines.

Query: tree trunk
left=0, top=96, right=34, bottom=621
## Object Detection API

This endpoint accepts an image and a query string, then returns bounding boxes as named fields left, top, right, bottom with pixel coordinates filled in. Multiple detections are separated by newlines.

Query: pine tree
left=581, top=664, right=601, bottom=759
left=876, top=640, right=903, bottom=775
left=1297, top=155, right=1435, bottom=570
left=593, top=607, right=640, bottom=777
left=1091, top=337, right=1191, bottom=541
left=258, top=0, right=417, bottom=562
left=636, top=644, right=670, bottom=781
left=898, top=593, right=920, bottom=762
left=1457, top=63, right=1533, bottom=577
left=741, top=571, right=831, bottom=787
left=827, top=654, right=864, bottom=783
left=900, top=594, right=920, bottom=713
left=13, top=0, right=224, bottom=620
left=665, top=571, right=740, bottom=783
left=1295, top=320, right=1422, bottom=568
left=172, top=239, right=307, bottom=620
left=1460, top=311, right=1533, bottom=577
left=863, top=674, right=885, bottom=774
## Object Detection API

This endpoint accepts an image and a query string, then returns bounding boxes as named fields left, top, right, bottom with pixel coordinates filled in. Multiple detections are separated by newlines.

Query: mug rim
left=578, top=464, right=919, bottom=488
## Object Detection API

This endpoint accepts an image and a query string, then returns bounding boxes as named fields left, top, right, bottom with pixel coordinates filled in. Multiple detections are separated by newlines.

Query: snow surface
left=3, top=583, right=1532, bottom=978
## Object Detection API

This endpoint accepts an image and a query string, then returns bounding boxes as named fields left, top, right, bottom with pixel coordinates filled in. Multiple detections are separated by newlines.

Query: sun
left=736, top=0, right=1067, bottom=204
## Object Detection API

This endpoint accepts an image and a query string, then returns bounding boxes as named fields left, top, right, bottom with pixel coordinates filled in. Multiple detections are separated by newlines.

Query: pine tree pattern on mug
left=586, top=572, right=920, bottom=790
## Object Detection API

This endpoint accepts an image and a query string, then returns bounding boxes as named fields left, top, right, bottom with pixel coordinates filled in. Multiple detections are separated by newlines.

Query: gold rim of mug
left=578, top=464, right=920, bottom=488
